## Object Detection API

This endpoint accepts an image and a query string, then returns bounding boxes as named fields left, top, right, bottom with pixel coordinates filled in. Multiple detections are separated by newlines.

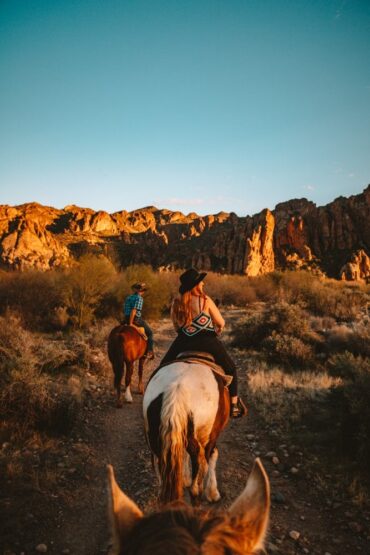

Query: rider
left=160, top=268, right=247, bottom=418
left=124, top=282, right=154, bottom=360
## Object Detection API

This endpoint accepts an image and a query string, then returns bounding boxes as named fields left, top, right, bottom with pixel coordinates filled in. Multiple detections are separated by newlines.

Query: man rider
left=124, top=282, right=154, bottom=359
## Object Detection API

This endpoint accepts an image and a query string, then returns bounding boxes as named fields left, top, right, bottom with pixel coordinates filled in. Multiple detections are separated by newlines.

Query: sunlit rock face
left=340, top=250, right=370, bottom=281
left=0, top=203, right=69, bottom=270
left=0, top=185, right=369, bottom=279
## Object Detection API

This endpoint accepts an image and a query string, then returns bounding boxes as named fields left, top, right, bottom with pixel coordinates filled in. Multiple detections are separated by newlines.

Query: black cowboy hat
left=131, top=282, right=148, bottom=292
left=179, top=268, right=207, bottom=294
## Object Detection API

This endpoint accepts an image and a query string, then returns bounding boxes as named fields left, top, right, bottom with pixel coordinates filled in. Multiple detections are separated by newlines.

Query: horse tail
left=108, top=329, right=125, bottom=389
left=159, top=382, right=189, bottom=503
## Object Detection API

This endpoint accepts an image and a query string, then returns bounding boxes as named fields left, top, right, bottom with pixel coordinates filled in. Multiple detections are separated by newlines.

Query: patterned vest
left=181, top=296, right=215, bottom=337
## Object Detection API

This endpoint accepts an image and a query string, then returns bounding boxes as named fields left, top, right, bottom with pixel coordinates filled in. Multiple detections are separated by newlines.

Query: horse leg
left=113, top=361, right=124, bottom=408
left=183, top=452, right=192, bottom=487
left=204, top=447, right=221, bottom=502
left=138, top=357, right=145, bottom=394
left=124, top=361, right=134, bottom=403
left=187, top=434, right=200, bottom=503
left=188, top=439, right=208, bottom=504
left=196, top=446, right=209, bottom=500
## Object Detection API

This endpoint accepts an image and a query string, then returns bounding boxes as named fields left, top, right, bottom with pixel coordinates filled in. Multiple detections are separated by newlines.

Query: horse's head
left=107, top=459, right=270, bottom=554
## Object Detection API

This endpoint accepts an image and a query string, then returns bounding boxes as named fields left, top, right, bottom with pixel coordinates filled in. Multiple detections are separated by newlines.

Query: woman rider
left=160, top=268, right=247, bottom=418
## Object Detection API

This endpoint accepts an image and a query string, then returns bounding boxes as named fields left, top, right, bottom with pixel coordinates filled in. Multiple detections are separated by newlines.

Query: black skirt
left=160, top=330, right=238, bottom=397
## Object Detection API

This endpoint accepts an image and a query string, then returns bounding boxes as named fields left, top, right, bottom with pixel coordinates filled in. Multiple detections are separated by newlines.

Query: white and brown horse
left=108, top=325, right=147, bottom=407
left=143, top=360, right=230, bottom=504
left=107, top=458, right=270, bottom=555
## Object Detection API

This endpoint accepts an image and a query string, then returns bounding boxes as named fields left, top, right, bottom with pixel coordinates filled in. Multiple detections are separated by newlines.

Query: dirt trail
left=5, top=315, right=369, bottom=555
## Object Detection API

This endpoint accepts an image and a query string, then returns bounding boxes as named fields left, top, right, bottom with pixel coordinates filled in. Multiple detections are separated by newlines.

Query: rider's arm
left=129, top=308, right=137, bottom=325
left=206, top=296, right=225, bottom=332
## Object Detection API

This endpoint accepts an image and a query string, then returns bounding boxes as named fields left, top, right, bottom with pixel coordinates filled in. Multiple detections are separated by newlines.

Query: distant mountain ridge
left=0, top=185, right=369, bottom=279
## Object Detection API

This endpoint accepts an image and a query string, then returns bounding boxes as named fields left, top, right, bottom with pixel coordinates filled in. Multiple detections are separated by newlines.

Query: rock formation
left=0, top=185, right=369, bottom=280
left=340, top=250, right=370, bottom=281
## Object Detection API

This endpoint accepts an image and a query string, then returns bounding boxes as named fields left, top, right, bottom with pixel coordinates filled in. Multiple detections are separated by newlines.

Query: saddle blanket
left=157, top=351, right=233, bottom=387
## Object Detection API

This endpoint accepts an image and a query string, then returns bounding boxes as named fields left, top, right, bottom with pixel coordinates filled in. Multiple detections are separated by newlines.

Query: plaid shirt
left=124, top=293, right=143, bottom=318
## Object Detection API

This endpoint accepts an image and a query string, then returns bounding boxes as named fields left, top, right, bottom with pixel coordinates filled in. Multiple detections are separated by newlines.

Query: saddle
left=174, top=351, right=233, bottom=387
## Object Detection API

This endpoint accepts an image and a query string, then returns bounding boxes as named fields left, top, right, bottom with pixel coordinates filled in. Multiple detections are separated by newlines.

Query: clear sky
left=0, top=0, right=369, bottom=216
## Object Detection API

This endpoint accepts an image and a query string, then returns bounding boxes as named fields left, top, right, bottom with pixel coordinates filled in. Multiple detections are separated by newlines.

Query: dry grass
left=247, top=365, right=341, bottom=425
left=0, top=313, right=89, bottom=440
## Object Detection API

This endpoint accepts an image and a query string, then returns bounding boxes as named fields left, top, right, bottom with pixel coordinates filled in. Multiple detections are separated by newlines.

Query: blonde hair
left=171, top=287, right=206, bottom=329
left=172, top=291, right=193, bottom=328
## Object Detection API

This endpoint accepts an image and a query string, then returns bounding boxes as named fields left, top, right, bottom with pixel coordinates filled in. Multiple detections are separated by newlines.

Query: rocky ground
left=1, top=315, right=370, bottom=555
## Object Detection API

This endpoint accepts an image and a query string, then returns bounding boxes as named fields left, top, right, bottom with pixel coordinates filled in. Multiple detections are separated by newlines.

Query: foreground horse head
left=107, top=459, right=270, bottom=555
left=143, top=360, right=230, bottom=504
left=108, top=325, right=147, bottom=406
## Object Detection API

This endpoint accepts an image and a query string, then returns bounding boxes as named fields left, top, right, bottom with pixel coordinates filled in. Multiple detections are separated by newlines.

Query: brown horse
left=143, top=359, right=230, bottom=504
left=107, top=458, right=270, bottom=555
left=108, top=325, right=147, bottom=407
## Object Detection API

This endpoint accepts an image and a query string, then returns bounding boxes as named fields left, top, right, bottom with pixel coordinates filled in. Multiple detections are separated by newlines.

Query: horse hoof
left=124, top=386, right=133, bottom=403
left=138, top=386, right=144, bottom=395
left=116, top=401, right=123, bottom=409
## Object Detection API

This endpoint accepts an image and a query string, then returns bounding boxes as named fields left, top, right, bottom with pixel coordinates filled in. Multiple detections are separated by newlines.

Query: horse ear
left=228, top=458, right=270, bottom=552
left=107, top=465, right=143, bottom=554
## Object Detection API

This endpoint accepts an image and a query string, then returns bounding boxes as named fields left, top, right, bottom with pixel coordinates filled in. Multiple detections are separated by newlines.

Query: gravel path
left=3, top=315, right=369, bottom=555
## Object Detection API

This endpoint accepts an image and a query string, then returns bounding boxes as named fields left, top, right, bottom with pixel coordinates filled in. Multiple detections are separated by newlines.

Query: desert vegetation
left=0, top=260, right=369, bottom=552
left=230, top=271, right=370, bottom=501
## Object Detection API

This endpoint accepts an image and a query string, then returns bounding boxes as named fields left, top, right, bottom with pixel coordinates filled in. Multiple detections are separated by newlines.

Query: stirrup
left=231, top=398, right=247, bottom=418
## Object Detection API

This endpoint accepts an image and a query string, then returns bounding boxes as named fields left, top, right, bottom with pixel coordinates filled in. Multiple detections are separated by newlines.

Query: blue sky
left=0, top=0, right=369, bottom=216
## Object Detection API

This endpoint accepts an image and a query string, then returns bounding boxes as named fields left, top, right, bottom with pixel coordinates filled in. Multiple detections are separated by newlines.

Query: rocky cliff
left=0, top=185, right=369, bottom=279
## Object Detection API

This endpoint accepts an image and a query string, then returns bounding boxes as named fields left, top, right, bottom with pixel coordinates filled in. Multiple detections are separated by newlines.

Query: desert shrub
left=250, top=271, right=369, bottom=321
left=204, top=273, right=257, bottom=305
left=232, top=302, right=312, bottom=347
left=232, top=302, right=323, bottom=368
left=0, top=315, right=83, bottom=437
left=0, top=312, right=37, bottom=379
left=351, top=321, right=370, bottom=357
left=310, top=315, right=336, bottom=332
left=248, top=273, right=280, bottom=302
left=232, top=311, right=268, bottom=348
left=328, top=351, right=370, bottom=380
left=262, top=331, right=315, bottom=367
left=113, top=264, right=175, bottom=320
left=326, top=322, right=370, bottom=358
left=0, top=270, right=63, bottom=330
left=62, top=254, right=117, bottom=328
left=247, top=364, right=340, bottom=426
left=0, top=372, right=82, bottom=436
left=306, top=283, right=366, bottom=320
left=326, top=353, right=370, bottom=478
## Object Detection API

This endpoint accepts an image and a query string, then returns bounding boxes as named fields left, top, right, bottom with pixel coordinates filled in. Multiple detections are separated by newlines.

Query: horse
left=108, top=325, right=147, bottom=407
left=143, top=356, right=230, bottom=504
left=107, top=458, right=270, bottom=555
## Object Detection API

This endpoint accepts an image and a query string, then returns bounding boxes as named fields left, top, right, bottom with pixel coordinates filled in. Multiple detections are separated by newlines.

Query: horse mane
left=120, top=502, right=258, bottom=555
